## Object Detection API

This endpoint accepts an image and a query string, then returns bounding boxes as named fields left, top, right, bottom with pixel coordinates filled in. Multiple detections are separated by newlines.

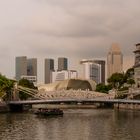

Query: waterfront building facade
left=52, top=70, right=78, bottom=82
left=134, top=43, right=140, bottom=87
left=80, top=60, right=101, bottom=84
left=44, top=58, right=54, bottom=84
left=107, top=43, right=123, bottom=78
left=58, top=57, right=68, bottom=71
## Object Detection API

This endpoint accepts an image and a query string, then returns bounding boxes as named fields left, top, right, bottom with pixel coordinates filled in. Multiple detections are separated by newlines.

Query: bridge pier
left=114, top=103, right=120, bottom=109
left=97, top=103, right=114, bottom=108
left=9, top=104, right=24, bottom=112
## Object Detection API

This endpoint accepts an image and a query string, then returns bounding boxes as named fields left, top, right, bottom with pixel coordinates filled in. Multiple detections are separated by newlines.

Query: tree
left=125, top=68, right=134, bottom=79
left=127, top=79, right=135, bottom=86
left=107, top=73, right=125, bottom=89
left=18, top=78, right=37, bottom=100
left=0, top=74, right=15, bottom=100
left=96, top=83, right=112, bottom=93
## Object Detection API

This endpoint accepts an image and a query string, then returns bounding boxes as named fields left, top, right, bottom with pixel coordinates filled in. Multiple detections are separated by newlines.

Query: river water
left=0, top=109, right=140, bottom=140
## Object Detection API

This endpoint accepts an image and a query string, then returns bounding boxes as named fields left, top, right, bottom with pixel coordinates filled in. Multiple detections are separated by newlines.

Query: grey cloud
left=0, top=0, right=139, bottom=81
left=27, top=0, right=139, bottom=40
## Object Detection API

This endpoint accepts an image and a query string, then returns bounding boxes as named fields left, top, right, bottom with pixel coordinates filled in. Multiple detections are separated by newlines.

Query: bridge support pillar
left=9, top=104, right=23, bottom=112
left=114, top=103, right=119, bottom=109
left=13, top=83, right=19, bottom=101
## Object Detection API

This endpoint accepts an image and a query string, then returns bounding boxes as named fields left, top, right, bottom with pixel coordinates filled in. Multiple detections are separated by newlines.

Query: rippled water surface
left=0, top=109, right=140, bottom=140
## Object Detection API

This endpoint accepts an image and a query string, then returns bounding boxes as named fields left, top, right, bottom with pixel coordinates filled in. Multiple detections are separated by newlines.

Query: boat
left=34, top=108, right=63, bottom=116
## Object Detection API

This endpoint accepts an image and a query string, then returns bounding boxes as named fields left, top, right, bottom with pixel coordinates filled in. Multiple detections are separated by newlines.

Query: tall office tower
left=44, top=58, right=54, bottom=84
left=58, top=57, right=68, bottom=71
left=107, top=43, right=123, bottom=78
left=94, top=60, right=105, bottom=84
left=27, top=58, right=37, bottom=76
left=80, top=60, right=101, bottom=84
left=15, top=56, right=27, bottom=80
left=133, top=43, right=140, bottom=86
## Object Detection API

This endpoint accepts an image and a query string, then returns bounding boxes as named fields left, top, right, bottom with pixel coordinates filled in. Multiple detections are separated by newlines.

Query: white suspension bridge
left=16, top=86, right=115, bottom=100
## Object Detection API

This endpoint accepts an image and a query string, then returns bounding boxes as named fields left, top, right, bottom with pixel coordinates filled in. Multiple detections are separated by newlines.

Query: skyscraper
left=15, top=56, right=37, bottom=83
left=107, top=43, right=123, bottom=78
left=15, top=56, right=27, bottom=80
left=27, top=58, right=37, bottom=76
left=94, top=60, right=105, bottom=84
left=44, top=58, right=54, bottom=84
left=58, top=57, right=68, bottom=71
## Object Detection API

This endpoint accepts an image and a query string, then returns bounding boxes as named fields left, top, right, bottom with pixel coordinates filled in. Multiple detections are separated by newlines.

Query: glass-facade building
left=15, top=56, right=37, bottom=83
left=58, top=57, right=68, bottom=71
left=44, top=58, right=54, bottom=84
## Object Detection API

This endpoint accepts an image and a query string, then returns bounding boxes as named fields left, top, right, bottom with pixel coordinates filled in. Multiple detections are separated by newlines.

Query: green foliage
left=107, top=68, right=135, bottom=90
left=96, top=83, right=112, bottom=93
left=118, top=86, right=129, bottom=91
left=107, top=73, right=125, bottom=88
left=96, top=67, right=135, bottom=97
left=18, top=78, right=37, bottom=100
left=125, top=68, right=134, bottom=79
left=127, top=79, right=135, bottom=86
left=0, top=74, right=15, bottom=100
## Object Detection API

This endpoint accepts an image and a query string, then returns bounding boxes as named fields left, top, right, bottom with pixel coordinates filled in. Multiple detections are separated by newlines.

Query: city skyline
left=0, top=0, right=138, bottom=82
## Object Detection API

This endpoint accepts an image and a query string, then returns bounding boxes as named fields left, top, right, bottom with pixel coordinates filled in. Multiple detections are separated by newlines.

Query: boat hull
left=34, top=108, right=63, bottom=116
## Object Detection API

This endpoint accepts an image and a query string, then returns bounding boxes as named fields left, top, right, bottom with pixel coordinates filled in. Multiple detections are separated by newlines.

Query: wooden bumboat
left=34, top=108, right=63, bottom=116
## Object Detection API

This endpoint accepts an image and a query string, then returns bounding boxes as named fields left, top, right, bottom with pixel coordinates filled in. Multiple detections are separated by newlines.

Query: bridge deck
left=8, top=99, right=140, bottom=105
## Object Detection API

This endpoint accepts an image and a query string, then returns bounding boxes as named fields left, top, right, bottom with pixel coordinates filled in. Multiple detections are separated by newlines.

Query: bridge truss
left=16, top=86, right=114, bottom=100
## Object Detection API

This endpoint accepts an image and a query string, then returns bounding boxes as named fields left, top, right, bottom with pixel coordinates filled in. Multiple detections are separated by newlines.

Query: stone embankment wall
left=0, top=103, right=9, bottom=112
left=114, top=103, right=140, bottom=110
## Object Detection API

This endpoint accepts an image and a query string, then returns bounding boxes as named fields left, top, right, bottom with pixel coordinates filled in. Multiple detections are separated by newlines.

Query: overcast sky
left=0, top=0, right=139, bottom=83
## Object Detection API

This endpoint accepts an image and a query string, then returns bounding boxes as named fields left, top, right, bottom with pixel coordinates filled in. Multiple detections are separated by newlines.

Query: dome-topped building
left=38, top=79, right=96, bottom=92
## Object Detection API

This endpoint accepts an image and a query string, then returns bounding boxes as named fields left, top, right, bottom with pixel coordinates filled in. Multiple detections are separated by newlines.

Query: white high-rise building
left=52, top=70, right=78, bottom=82
left=80, top=60, right=101, bottom=84
left=107, top=43, right=123, bottom=78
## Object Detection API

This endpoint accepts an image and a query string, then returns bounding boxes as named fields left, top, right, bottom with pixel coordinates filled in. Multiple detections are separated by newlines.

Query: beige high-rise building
left=107, top=43, right=123, bottom=78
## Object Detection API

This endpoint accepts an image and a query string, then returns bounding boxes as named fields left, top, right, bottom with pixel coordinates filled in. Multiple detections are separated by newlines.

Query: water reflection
left=0, top=109, right=140, bottom=140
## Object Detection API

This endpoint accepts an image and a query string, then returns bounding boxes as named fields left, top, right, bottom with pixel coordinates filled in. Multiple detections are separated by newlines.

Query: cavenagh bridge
left=5, top=85, right=140, bottom=112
